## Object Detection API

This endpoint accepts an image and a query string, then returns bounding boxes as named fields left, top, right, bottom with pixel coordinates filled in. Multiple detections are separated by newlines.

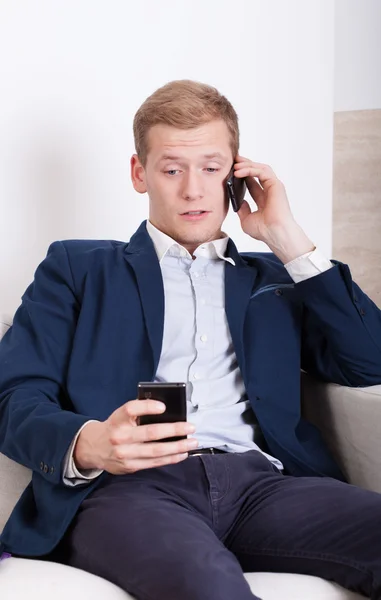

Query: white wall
left=0, top=0, right=334, bottom=318
left=335, top=0, right=381, bottom=111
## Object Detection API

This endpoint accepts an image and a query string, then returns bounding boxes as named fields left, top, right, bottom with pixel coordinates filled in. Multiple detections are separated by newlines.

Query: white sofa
left=1, top=318, right=380, bottom=600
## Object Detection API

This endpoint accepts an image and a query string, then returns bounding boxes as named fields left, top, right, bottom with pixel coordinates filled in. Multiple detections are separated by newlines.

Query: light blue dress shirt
left=147, top=221, right=284, bottom=468
left=63, top=221, right=333, bottom=485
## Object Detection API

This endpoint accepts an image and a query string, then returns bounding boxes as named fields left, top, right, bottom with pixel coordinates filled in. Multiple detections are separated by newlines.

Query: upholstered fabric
left=302, top=371, right=381, bottom=493
left=0, top=452, right=31, bottom=533
left=0, top=320, right=10, bottom=340
left=0, top=557, right=364, bottom=599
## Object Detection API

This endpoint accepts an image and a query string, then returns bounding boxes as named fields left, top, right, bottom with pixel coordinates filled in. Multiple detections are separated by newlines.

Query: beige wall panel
left=333, top=109, right=381, bottom=307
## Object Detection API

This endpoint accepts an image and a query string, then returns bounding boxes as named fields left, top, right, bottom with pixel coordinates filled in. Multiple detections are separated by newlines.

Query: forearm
left=264, top=221, right=315, bottom=264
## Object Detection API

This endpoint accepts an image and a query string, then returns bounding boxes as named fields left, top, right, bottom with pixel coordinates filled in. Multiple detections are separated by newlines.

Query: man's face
left=131, top=119, right=233, bottom=254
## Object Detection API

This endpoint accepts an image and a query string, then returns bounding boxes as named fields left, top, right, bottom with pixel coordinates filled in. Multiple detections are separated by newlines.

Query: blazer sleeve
left=0, top=241, right=91, bottom=485
left=299, top=260, right=381, bottom=387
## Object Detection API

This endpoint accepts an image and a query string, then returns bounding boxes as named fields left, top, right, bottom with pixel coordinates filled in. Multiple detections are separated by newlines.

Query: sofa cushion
left=0, top=557, right=364, bottom=599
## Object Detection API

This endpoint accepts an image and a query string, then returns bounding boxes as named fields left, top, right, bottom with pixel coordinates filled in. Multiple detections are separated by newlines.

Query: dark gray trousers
left=57, top=450, right=381, bottom=600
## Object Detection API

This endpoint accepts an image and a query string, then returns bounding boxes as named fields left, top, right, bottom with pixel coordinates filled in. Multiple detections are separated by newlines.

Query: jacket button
left=50, top=466, right=54, bottom=475
left=275, top=289, right=283, bottom=296
left=360, top=308, right=366, bottom=316
left=43, top=464, right=49, bottom=473
left=40, top=461, right=44, bottom=470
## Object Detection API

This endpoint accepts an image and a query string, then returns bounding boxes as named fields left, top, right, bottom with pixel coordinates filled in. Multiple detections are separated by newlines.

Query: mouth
left=180, top=210, right=210, bottom=221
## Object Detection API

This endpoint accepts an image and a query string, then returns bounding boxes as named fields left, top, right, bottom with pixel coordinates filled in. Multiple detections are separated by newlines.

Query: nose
left=181, top=169, right=204, bottom=202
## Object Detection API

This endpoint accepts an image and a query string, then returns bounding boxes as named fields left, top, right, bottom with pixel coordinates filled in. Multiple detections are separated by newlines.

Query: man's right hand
left=73, top=399, right=198, bottom=475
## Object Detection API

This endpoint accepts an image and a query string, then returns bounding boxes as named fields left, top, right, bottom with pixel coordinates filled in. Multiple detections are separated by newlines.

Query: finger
left=233, top=163, right=265, bottom=195
left=237, top=199, right=251, bottom=222
left=119, top=437, right=199, bottom=460
left=233, top=171, right=265, bottom=208
left=234, top=154, right=252, bottom=164
left=244, top=177, right=266, bottom=208
left=235, top=156, right=270, bottom=166
left=234, top=164, right=277, bottom=190
left=131, top=420, right=196, bottom=443
left=114, top=399, right=166, bottom=425
left=234, top=164, right=274, bottom=180
left=235, top=160, right=275, bottom=175
left=121, top=452, right=190, bottom=473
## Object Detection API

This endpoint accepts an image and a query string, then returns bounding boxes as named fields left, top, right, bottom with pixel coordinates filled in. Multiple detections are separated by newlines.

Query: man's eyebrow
left=158, top=152, right=227, bottom=163
left=202, top=152, right=226, bottom=160
left=158, top=154, right=183, bottom=163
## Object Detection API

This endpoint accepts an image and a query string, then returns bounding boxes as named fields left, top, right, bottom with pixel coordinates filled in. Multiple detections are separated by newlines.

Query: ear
left=131, top=154, right=147, bottom=193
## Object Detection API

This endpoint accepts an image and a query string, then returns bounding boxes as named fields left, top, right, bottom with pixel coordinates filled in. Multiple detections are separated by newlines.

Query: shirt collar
left=146, top=220, right=235, bottom=266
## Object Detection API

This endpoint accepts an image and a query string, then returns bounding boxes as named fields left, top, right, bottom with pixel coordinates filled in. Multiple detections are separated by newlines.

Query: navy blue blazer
left=1, top=220, right=381, bottom=558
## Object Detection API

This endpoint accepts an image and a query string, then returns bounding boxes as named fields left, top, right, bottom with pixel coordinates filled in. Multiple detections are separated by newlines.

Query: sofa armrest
left=301, top=371, right=381, bottom=494
left=0, top=452, right=32, bottom=533
left=0, top=320, right=11, bottom=339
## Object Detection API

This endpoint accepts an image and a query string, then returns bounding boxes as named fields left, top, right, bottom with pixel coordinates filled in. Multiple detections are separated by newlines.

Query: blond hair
left=133, top=80, right=239, bottom=166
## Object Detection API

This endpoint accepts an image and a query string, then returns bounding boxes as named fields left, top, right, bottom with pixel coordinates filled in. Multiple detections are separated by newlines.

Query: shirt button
left=200, top=334, right=208, bottom=342
left=193, top=373, right=200, bottom=380
left=193, top=272, right=199, bottom=278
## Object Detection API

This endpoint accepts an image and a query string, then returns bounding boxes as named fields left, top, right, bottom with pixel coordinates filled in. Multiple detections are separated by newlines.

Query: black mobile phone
left=225, top=166, right=247, bottom=212
left=137, top=382, right=187, bottom=442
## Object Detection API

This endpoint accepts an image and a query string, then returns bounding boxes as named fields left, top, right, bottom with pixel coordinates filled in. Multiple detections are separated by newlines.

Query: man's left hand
left=234, top=156, right=315, bottom=264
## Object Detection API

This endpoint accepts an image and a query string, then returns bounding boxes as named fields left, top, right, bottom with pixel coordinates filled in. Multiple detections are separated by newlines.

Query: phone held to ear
left=225, top=166, right=247, bottom=212
left=137, top=382, right=187, bottom=442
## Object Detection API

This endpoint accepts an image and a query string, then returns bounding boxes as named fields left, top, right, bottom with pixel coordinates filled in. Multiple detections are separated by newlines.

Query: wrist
left=263, top=221, right=315, bottom=264
left=74, top=421, right=104, bottom=471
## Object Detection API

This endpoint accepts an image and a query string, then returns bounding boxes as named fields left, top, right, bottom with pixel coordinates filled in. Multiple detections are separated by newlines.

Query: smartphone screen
left=137, top=382, right=187, bottom=442
left=225, top=166, right=247, bottom=212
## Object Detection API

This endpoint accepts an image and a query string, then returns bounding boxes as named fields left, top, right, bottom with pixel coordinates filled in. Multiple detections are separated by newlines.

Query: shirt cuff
left=62, top=420, right=104, bottom=486
left=284, top=247, right=333, bottom=284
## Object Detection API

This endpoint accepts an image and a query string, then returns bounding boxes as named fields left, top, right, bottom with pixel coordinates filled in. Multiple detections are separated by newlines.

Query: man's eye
left=165, top=168, right=218, bottom=175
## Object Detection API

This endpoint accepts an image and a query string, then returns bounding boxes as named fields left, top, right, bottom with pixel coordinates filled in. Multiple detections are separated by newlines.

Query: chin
left=179, top=225, right=219, bottom=243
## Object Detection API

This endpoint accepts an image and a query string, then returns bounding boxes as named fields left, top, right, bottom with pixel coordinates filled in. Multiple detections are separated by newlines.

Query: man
left=1, top=80, right=381, bottom=600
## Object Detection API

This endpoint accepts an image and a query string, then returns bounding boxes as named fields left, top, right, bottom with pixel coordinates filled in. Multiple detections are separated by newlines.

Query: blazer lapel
left=225, top=239, right=259, bottom=383
left=123, top=222, right=164, bottom=376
